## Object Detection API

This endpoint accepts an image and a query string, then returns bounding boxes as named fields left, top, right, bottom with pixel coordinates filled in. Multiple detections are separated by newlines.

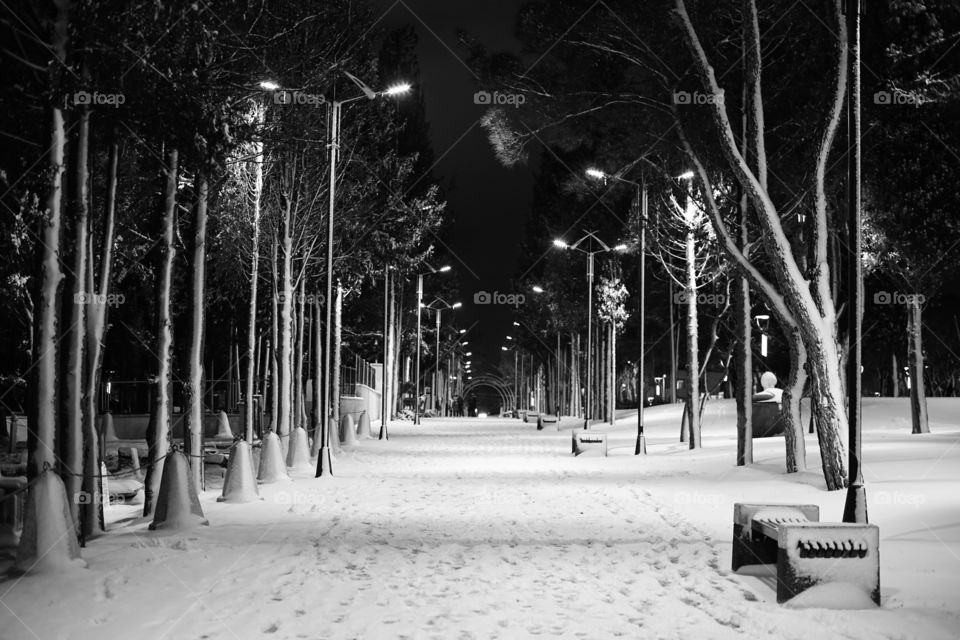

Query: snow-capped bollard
left=329, top=417, right=342, bottom=455
left=340, top=414, right=356, bottom=446
left=12, top=469, right=86, bottom=574
left=149, top=450, right=208, bottom=531
left=285, top=427, right=312, bottom=472
left=219, top=440, right=259, bottom=503
left=101, top=412, right=118, bottom=442
left=356, top=411, right=372, bottom=439
left=215, top=410, right=233, bottom=440
left=257, top=431, right=290, bottom=484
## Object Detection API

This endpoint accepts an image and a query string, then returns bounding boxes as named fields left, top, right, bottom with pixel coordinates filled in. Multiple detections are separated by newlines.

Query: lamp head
left=384, top=82, right=412, bottom=96
left=585, top=168, right=607, bottom=180
left=613, top=243, right=629, bottom=252
left=438, top=265, right=452, bottom=273
left=452, top=302, right=463, bottom=309
left=677, top=170, right=695, bottom=181
left=260, top=80, right=280, bottom=91
left=552, top=238, right=568, bottom=249
left=531, top=285, right=544, bottom=293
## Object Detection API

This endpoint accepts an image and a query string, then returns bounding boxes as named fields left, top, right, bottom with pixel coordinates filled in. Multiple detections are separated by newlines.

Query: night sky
left=370, top=0, right=534, bottom=379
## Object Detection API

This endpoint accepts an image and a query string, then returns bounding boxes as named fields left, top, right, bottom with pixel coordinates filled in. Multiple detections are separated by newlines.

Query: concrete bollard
left=356, top=411, right=371, bottom=439
left=149, top=450, right=209, bottom=531
left=101, top=413, right=118, bottom=442
left=215, top=411, right=233, bottom=440
left=285, top=427, right=312, bottom=473
left=257, top=431, right=290, bottom=484
left=12, top=470, right=86, bottom=573
left=218, top=440, right=259, bottom=503
left=340, top=414, right=356, bottom=446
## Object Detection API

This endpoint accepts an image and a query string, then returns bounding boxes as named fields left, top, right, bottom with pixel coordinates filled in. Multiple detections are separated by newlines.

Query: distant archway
left=460, top=374, right=515, bottom=415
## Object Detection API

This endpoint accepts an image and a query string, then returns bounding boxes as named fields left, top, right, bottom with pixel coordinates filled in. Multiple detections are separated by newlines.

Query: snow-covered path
left=1, top=414, right=957, bottom=639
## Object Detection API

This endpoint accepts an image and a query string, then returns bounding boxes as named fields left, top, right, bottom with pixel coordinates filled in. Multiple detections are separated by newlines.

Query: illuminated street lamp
left=586, top=166, right=650, bottom=453
left=414, top=264, right=452, bottom=425
left=552, top=230, right=627, bottom=429
left=317, top=73, right=411, bottom=478
left=424, top=297, right=461, bottom=417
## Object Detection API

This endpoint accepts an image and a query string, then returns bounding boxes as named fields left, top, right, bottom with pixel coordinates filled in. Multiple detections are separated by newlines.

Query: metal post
left=414, top=274, right=423, bottom=425
left=316, top=99, right=339, bottom=478
left=585, top=251, right=594, bottom=429
left=843, top=0, right=867, bottom=523
left=636, top=181, right=647, bottom=454
left=380, top=266, right=389, bottom=439
left=435, top=309, right=441, bottom=416
left=514, top=349, right=519, bottom=417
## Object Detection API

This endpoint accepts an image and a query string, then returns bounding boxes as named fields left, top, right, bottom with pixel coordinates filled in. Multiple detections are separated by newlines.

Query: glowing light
left=585, top=168, right=607, bottom=180
left=553, top=238, right=568, bottom=249
left=260, top=80, right=280, bottom=90
left=384, top=82, right=412, bottom=96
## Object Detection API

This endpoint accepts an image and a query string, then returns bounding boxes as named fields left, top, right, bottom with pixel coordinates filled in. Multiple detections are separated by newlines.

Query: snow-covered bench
left=732, top=502, right=880, bottom=604
left=571, top=431, right=607, bottom=457
left=536, top=414, right=559, bottom=430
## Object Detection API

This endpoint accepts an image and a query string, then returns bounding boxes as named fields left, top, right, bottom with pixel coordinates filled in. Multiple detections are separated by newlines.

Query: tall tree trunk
left=278, top=203, right=293, bottom=442
left=30, top=84, right=67, bottom=480
left=609, top=325, right=616, bottom=424
left=293, top=275, right=306, bottom=429
left=686, top=231, right=701, bottom=449
left=891, top=352, right=899, bottom=397
left=62, top=104, right=90, bottom=528
left=311, top=296, right=323, bottom=455
left=734, top=270, right=753, bottom=465
left=675, top=0, right=850, bottom=490
left=244, top=143, right=261, bottom=442
left=782, top=329, right=807, bottom=472
left=908, top=299, right=929, bottom=433
left=332, top=281, right=343, bottom=423
left=269, top=234, right=279, bottom=433
left=386, top=274, right=396, bottom=422
left=669, top=270, right=678, bottom=404
left=81, top=136, right=117, bottom=538
left=184, top=172, right=208, bottom=490
left=143, top=147, right=178, bottom=516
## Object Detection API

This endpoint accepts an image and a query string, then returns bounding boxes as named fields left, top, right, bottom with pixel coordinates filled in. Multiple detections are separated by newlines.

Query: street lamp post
left=553, top=233, right=627, bottom=429
left=843, top=0, right=867, bottom=524
left=586, top=168, right=649, bottom=453
left=424, top=297, right=462, bottom=418
left=315, top=75, right=410, bottom=477
left=414, top=265, right=452, bottom=425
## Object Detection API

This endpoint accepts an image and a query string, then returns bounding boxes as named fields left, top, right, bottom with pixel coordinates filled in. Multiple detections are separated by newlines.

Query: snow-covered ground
left=1, top=398, right=958, bottom=639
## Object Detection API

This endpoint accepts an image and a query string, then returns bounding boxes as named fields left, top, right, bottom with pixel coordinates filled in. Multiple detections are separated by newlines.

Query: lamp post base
left=378, top=422, right=389, bottom=440
left=842, top=483, right=868, bottom=523
left=634, top=433, right=647, bottom=455
left=315, top=446, right=333, bottom=477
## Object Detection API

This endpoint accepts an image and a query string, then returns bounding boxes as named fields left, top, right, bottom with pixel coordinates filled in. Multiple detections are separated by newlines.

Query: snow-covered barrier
left=731, top=502, right=880, bottom=605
